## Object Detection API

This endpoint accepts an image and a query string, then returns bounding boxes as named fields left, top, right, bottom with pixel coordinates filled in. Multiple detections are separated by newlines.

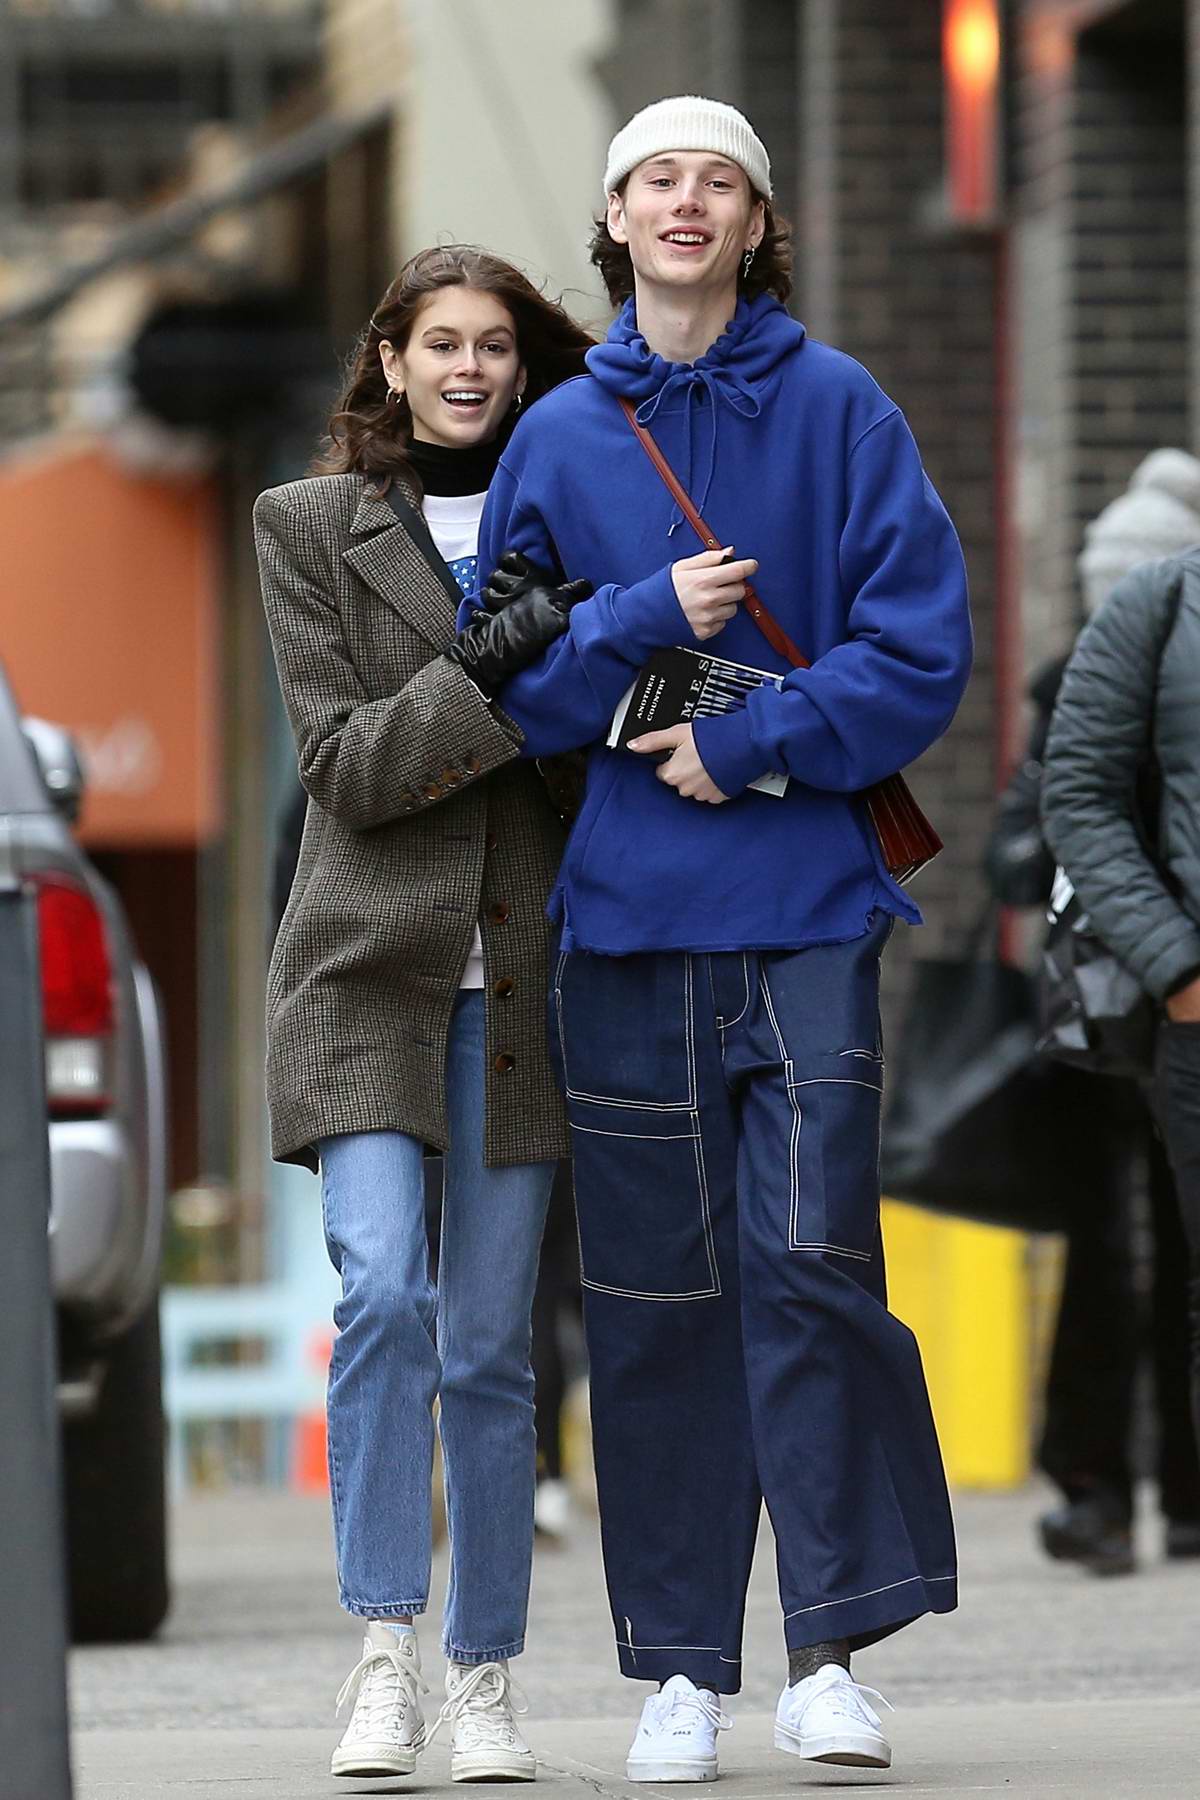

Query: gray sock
left=788, top=1640, right=850, bottom=1684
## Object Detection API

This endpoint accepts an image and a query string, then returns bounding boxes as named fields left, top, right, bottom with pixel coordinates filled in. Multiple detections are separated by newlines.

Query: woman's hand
left=671, top=548, right=758, bottom=641
left=628, top=723, right=729, bottom=803
left=480, top=551, right=557, bottom=612
left=446, top=577, right=591, bottom=699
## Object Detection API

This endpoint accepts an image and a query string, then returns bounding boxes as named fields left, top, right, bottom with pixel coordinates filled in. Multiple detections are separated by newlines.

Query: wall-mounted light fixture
left=943, top=0, right=1001, bottom=225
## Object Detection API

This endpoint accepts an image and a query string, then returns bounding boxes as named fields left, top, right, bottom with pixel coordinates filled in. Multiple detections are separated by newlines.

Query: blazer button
left=488, top=901, right=511, bottom=925
left=494, top=1050, right=517, bottom=1074
left=493, top=975, right=516, bottom=999
left=442, top=769, right=461, bottom=787
left=464, top=754, right=482, bottom=775
left=425, top=784, right=442, bottom=801
left=485, top=832, right=499, bottom=853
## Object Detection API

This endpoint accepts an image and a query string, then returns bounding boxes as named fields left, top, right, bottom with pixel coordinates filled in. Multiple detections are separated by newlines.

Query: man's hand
left=1166, top=973, right=1200, bottom=1023
left=628, top=723, right=729, bottom=803
left=670, top=548, right=758, bottom=641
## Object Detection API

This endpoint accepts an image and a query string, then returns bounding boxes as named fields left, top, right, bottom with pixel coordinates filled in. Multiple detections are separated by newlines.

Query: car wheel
left=63, top=1296, right=169, bottom=1643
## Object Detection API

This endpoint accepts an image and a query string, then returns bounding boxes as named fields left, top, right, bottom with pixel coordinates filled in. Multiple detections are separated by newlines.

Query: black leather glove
left=445, top=573, right=591, bottom=700
left=480, top=550, right=575, bottom=613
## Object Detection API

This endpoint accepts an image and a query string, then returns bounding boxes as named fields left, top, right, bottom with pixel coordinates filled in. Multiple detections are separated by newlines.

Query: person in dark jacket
left=256, top=246, right=592, bottom=1784
left=465, top=96, right=971, bottom=1777
left=989, top=645, right=1200, bottom=1574
left=1042, top=449, right=1200, bottom=1476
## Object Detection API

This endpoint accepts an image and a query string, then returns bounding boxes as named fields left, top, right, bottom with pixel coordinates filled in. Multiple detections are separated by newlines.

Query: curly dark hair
left=589, top=181, right=793, bottom=310
left=313, top=245, right=594, bottom=485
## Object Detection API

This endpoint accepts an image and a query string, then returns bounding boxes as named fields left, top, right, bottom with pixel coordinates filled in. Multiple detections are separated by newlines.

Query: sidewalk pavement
left=71, top=1483, right=1200, bottom=1798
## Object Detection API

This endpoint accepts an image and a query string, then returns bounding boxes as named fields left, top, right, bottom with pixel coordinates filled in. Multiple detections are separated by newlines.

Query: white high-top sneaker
left=331, top=1621, right=428, bottom=1778
left=773, top=1663, right=893, bottom=1768
left=434, top=1660, right=537, bottom=1782
left=626, top=1674, right=732, bottom=1783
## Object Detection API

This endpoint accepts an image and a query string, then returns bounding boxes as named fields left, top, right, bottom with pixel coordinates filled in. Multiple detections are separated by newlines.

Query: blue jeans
left=553, top=919, right=958, bottom=1693
left=319, top=991, right=554, bottom=1662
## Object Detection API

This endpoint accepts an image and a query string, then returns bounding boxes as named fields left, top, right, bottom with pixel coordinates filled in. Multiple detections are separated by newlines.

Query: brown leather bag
left=618, top=395, right=942, bottom=884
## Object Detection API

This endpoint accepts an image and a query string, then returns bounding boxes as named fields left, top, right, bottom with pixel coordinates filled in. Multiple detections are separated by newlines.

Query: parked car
left=0, top=664, right=168, bottom=1641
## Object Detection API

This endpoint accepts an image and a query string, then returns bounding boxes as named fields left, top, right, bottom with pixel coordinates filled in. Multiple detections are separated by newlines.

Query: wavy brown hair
left=314, top=245, right=594, bottom=486
left=589, top=181, right=793, bottom=310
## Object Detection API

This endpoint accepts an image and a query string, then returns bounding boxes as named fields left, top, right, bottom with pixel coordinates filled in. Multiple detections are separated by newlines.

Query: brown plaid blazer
left=254, top=471, right=570, bottom=1171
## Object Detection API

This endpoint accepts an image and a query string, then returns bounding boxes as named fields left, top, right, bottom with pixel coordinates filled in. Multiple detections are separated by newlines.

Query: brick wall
left=1015, top=0, right=1190, bottom=673
left=797, top=0, right=1003, bottom=1012
left=1072, top=11, right=1188, bottom=532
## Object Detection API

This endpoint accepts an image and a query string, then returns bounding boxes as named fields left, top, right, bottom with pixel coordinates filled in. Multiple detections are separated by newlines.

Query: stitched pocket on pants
left=554, top=953, right=697, bottom=1111
left=569, top=1102, right=720, bottom=1301
left=785, top=1069, right=883, bottom=1262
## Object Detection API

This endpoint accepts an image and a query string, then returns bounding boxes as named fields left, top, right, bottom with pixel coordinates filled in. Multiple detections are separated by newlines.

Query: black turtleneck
left=406, top=434, right=505, bottom=498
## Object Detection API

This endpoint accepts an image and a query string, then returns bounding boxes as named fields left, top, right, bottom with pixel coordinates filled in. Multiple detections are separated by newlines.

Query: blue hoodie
left=462, top=293, right=972, bottom=955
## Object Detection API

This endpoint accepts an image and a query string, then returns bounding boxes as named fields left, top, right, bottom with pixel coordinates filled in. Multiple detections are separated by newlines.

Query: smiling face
left=380, top=286, right=526, bottom=449
left=606, top=151, right=765, bottom=301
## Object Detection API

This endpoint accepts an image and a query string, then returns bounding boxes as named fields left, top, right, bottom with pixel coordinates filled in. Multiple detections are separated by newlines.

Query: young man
left=466, top=96, right=971, bottom=1775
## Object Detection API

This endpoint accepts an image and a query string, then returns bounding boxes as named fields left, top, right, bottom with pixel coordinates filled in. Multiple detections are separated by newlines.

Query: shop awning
left=0, top=441, right=219, bottom=847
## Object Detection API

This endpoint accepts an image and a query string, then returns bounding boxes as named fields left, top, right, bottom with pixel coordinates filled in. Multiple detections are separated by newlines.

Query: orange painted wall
left=0, top=440, right=220, bottom=847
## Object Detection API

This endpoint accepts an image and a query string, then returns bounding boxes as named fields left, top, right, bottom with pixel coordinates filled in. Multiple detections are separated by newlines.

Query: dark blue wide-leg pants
left=553, top=917, right=957, bottom=1695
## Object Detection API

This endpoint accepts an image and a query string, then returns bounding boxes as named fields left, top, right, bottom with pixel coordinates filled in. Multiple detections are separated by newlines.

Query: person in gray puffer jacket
left=1042, top=448, right=1200, bottom=1452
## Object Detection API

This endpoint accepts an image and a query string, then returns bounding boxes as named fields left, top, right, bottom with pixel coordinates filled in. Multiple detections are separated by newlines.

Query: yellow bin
left=882, top=1200, right=1030, bottom=1490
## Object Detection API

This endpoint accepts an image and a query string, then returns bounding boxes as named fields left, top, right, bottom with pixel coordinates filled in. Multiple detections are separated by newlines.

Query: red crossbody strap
left=616, top=396, right=943, bottom=883
left=617, top=396, right=811, bottom=671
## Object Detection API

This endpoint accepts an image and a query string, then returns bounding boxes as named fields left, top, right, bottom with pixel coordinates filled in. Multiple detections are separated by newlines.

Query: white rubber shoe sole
left=451, top=1746, right=537, bottom=1782
left=626, top=1754, right=718, bottom=1783
left=774, top=1718, right=891, bottom=1769
left=331, top=1734, right=422, bottom=1777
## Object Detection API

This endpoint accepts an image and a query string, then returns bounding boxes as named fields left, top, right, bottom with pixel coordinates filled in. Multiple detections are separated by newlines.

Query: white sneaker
left=332, top=1621, right=428, bottom=1778
left=433, top=1660, right=537, bottom=1782
left=773, top=1664, right=892, bottom=1768
left=534, top=1478, right=570, bottom=1541
left=626, top=1674, right=732, bottom=1783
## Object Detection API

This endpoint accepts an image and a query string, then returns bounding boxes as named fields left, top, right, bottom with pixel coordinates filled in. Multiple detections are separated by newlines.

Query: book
left=607, top=645, right=789, bottom=798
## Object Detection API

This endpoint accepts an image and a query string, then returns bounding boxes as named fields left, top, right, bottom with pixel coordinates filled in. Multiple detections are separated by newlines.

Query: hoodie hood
left=586, top=293, right=806, bottom=531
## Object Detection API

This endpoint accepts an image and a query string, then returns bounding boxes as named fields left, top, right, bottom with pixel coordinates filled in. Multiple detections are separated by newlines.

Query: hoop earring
left=742, top=246, right=757, bottom=280
left=513, top=391, right=525, bottom=411
left=386, top=388, right=402, bottom=407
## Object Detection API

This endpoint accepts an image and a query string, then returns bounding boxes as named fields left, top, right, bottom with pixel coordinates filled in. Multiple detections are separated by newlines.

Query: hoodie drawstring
left=634, top=366, right=761, bottom=535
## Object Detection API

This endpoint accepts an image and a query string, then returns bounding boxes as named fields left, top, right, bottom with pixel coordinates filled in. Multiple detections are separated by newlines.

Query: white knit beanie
left=1077, top=448, right=1200, bottom=615
left=603, top=96, right=772, bottom=201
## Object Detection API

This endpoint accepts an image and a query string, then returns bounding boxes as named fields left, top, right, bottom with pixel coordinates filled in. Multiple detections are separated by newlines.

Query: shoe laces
left=650, top=1686, right=733, bottom=1737
left=427, top=1661, right=528, bottom=1751
left=791, top=1668, right=892, bottom=1730
left=336, top=1641, right=428, bottom=1736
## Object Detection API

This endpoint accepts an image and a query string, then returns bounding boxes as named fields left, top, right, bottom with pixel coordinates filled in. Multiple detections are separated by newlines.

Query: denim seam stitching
left=691, top=1108, right=722, bottom=1296
left=344, top=1598, right=430, bottom=1615
left=786, top=1077, right=883, bottom=1095
left=789, top=1243, right=873, bottom=1262
left=724, top=953, right=751, bottom=1028
left=570, top=1124, right=699, bottom=1140
left=581, top=1275, right=720, bottom=1302
left=782, top=1572, right=957, bottom=1620
left=758, top=967, right=804, bottom=1252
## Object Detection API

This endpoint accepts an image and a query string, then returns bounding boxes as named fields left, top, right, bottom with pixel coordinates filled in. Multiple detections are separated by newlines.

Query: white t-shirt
left=423, top=490, right=488, bottom=990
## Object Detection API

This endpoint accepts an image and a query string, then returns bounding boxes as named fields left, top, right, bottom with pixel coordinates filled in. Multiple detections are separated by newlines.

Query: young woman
left=254, top=246, right=592, bottom=1783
